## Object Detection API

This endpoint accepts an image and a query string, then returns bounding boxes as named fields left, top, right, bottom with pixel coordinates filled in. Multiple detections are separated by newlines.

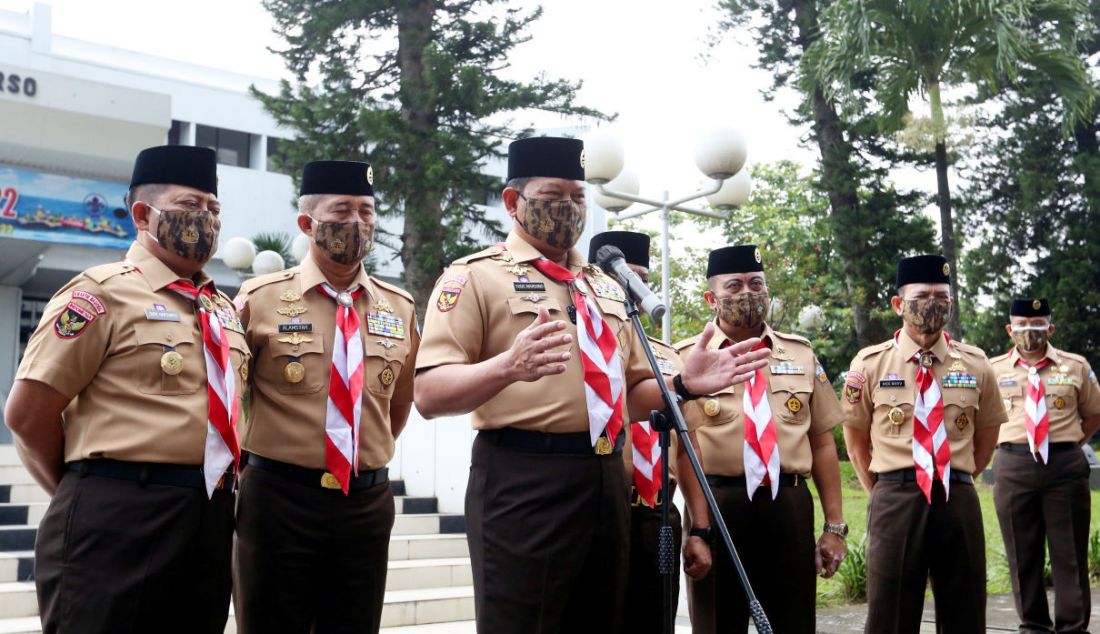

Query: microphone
left=595, top=245, right=667, bottom=323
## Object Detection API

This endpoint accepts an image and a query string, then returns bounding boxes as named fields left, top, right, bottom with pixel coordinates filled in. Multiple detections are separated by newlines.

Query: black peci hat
left=707, top=245, right=764, bottom=278
left=299, top=160, right=374, bottom=196
left=507, top=137, right=585, bottom=181
left=896, top=255, right=950, bottom=289
left=1010, top=298, right=1051, bottom=317
left=129, top=145, right=218, bottom=196
left=588, top=231, right=650, bottom=269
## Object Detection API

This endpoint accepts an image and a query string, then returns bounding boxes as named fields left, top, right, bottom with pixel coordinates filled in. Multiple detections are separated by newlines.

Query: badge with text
left=72, top=290, right=106, bottom=315
left=278, top=322, right=313, bottom=333
left=513, top=281, right=546, bottom=293
left=54, top=302, right=95, bottom=339
left=367, top=311, right=406, bottom=339
left=436, top=283, right=462, bottom=313
left=145, top=304, right=182, bottom=322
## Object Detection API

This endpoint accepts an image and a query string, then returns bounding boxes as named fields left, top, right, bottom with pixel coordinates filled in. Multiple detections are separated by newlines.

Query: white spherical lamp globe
left=581, top=129, right=625, bottom=184
left=220, top=237, right=256, bottom=270
left=291, top=233, right=311, bottom=263
left=694, top=127, right=748, bottom=180
left=799, top=305, right=826, bottom=331
left=252, top=250, right=286, bottom=275
left=707, top=169, right=752, bottom=209
left=593, top=167, right=640, bottom=213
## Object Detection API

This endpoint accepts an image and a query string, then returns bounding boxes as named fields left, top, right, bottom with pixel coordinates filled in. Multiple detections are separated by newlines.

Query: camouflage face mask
left=147, top=206, right=219, bottom=264
left=517, top=195, right=587, bottom=250
left=901, top=297, right=951, bottom=334
left=1010, top=325, right=1049, bottom=352
left=716, top=292, right=769, bottom=329
left=311, top=219, right=374, bottom=265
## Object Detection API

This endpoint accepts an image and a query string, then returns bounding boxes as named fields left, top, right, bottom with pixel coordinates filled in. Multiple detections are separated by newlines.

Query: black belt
left=630, top=480, right=677, bottom=508
left=68, top=459, right=227, bottom=491
left=705, top=473, right=805, bottom=488
left=478, top=428, right=624, bottom=456
left=998, top=442, right=1080, bottom=455
left=876, top=468, right=973, bottom=485
left=247, top=455, right=388, bottom=491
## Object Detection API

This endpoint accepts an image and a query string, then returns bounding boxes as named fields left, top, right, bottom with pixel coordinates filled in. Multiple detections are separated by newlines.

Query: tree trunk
left=928, top=81, right=962, bottom=338
left=792, top=0, right=877, bottom=347
left=395, top=0, right=445, bottom=323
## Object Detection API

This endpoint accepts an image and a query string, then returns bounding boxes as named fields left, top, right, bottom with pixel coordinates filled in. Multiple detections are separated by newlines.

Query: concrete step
left=0, top=583, right=476, bottom=628
left=0, top=507, right=45, bottom=528
left=389, top=534, right=468, bottom=561
left=386, top=558, right=472, bottom=591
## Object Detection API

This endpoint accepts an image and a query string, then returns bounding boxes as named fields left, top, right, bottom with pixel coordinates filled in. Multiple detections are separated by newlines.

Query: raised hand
left=500, top=306, right=573, bottom=382
left=679, top=322, right=771, bottom=395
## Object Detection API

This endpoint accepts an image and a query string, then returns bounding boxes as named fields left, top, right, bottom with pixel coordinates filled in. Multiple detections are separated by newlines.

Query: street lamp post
left=583, top=129, right=753, bottom=342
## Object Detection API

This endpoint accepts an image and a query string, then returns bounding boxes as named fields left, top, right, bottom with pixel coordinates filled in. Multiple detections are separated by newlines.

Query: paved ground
left=380, top=588, right=1100, bottom=633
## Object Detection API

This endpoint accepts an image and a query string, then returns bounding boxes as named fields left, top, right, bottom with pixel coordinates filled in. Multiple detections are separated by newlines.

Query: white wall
left=390, top=409, right=476, bottom=513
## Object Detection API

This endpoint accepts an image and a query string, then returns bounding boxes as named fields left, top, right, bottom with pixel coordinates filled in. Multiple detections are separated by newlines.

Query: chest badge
left=888, top=406, right=905, bottom=426
left=160, top=350, right=184, bottom=376
left=594, top=435, right=613, bottom=455
left=379, top=364, right=396, bottom=388
left=955, top=413, right=970, bottom=431
left=703, top=398, right=721, bottom=417
left=1053, top=395, right=1066, bottom=410
left=1003, top=397, right=1013, bottom=411
left=280, top=290, right=301, bottom=303
left=284, top=361, right=305, bottom=384
left=786, top=396, right=802, bottom=414
left=367, top=311, right=406, bottom=339
left=278, top=332, right=313, bottom=346
left=771, top=345, right=794, bottom=362
left=377, top=339, right=397, bottom=350
left=277, top=304, right=309, bottom=318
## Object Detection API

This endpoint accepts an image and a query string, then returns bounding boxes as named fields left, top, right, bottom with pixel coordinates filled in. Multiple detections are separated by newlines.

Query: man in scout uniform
left=414, top=136, right=770, bottom=633
left=676, top=244, right=847, bottom=634
left=5, top=145, right=246, bottom=633
left=587, top=230, right=713, bottom=633
left=843, top=254, right=1008, bottom=634
left=990, top=298, right=1100, bottom=634
left=233, top=160, right=418, bottom=633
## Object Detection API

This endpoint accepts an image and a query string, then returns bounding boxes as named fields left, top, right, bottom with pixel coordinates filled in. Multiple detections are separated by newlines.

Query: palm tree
left=807, top=0, right=1094, bottom=336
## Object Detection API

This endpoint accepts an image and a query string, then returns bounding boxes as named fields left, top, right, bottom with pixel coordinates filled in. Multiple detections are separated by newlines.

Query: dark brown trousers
left=465, top=433, right=630, bottom=634
left=35, top=471, right=235, bottom=634
left=865, top=478, right=986, bottom=634
left=687, top=481, right=816, bottom=634
left=233, top=464, right=395, bottom=634
left=993, top=448, right=1092, bottom=634
left=624, top=484, right=682, bottom=634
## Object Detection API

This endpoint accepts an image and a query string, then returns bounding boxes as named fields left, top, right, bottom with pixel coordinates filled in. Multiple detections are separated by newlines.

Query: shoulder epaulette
left=673, top=334, right=701, bottom=352
left=453, top=244, right=504, bottom=265
left=951, top=340, right=989, bottom=359
left=371, top=277, right=414, bottom=304
left=239, top=267, right=298, bottom=295
left=84, top=261, right=136, bottom=284
left=1057, top=350, right=1089, bottom=366
left=771, top=330, right=812, bottom=346
left=989, top=350, right=1013, bottom=363
left=857, top=340, right=894, bottom=360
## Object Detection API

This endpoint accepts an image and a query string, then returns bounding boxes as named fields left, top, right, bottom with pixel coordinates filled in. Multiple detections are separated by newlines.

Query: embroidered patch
left=54, top=302, right=95, bottom=339
left=941, top=371, right=978, bottom=389
left=845, top=370, right=866, bottom=386
left=441, top=274, right=468, bottom=287
left=72, top=290, right=106, bottom=314
left=816, top=362, right=829, bottom=384
left=587, top=275, right=626, bottom=302
left=844, top=383, right=863, bottom=404
left=436, top=286, right=461, bottom=313
left=366, top=311, right=406, bottom=339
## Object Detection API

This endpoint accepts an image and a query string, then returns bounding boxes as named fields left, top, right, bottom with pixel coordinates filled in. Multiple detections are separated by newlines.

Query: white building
left=0, top=3, right=608, bottom=513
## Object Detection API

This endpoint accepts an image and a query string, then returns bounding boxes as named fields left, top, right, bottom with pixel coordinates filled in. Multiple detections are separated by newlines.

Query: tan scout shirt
left=236, top=252, right=418, bottom=471
left=16, top=242, right=250, bottom=465
left=843, top=330, right=1008, bottom=474
left=416, top=231, right=654, bottom=433
left=623, top=336, right=688, bottom=479
left=674, top=324, right=843, bottom=477
left=990, top=344, right=1100, bottom=445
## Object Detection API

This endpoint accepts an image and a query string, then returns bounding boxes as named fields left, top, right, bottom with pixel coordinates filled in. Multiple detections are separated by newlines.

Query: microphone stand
left=619, top=291, right=773, bottom=634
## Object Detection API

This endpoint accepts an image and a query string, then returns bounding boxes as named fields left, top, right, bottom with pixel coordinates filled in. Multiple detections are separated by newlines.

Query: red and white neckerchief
left=742, top=341, right=780, bottom=499
left=631, top=420, right=661, bottom=507
left=896, top=330, right=951, bottom=503
left=166, top=280, right=240, bottom=497
left=1017, top=355, right=1051, bottom=463
left=528, top=256, right=625, bottom=449
left=316, top=283, right=365, bottom=494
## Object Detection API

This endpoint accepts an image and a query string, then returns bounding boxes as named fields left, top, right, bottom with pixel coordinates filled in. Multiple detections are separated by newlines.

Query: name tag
left=514, top=282, right=546, bottom=292
left=879, top=379, right=906, bottom=388
left=279, top=323, right=313, bottom=333
left=145, top=308, right=181, bottom=322
left=998, top=379, right=1018, bottom=387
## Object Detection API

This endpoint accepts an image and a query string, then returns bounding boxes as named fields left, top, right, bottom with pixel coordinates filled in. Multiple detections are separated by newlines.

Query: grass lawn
left=806, top=461, right=1100, bottom=607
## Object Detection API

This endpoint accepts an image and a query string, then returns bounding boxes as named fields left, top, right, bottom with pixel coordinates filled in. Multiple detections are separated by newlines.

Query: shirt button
left=292, top=345, right=300, bottom=353
left=891, top=395, right=896, bottom=402
left=166, top=333, right=173, bottom=342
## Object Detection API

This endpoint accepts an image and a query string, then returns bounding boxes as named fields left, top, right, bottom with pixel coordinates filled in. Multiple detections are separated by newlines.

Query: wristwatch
left=824, top=522, right=849, bottom=539
left=673, top=373, right=702, bottom=401
left=688, top=526, right=714, bottom=543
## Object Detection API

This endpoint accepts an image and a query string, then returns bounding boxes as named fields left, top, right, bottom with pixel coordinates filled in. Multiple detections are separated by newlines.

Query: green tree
left=256, top=0, right=602, bottom=318
left=959, top=6, right=1100, bottom=365
left=808, top=0, right=1094, bottom=337
left=715, top=0, right=939, bottom=349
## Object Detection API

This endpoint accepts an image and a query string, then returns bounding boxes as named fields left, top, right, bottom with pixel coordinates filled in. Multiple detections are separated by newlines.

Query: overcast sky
left=1, top=0, right=821, bottom=208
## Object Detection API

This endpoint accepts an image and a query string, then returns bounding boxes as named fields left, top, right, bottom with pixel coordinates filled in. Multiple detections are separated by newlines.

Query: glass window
left=267, top=137, right=289, bottom=174
left=195, top=124, right=252, bottom=168
left=168, top=120, right=183, bottom=145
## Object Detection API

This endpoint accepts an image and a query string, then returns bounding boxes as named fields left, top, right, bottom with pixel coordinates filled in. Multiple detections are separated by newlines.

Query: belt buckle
left=320, top=472, right=342, bottom=489
left=594, top=436, right=612, bottom=456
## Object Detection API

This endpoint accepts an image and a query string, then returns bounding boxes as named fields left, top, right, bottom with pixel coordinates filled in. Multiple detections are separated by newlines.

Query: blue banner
left=0, top=165, right=133, bottom=249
